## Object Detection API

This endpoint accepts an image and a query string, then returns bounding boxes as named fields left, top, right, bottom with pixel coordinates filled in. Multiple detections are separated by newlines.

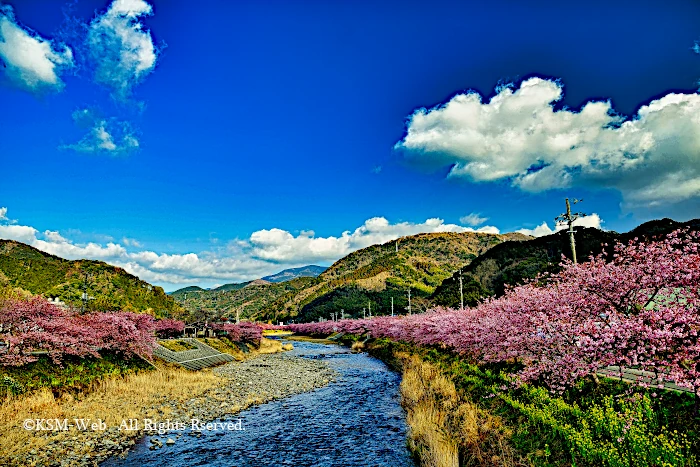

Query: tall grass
left=396, top=351, right=520, bottom=467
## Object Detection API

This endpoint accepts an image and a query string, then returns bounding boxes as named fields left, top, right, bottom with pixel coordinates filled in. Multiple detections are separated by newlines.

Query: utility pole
left=341, top=309, right=345, bottom=320
left=407, top=288, right=411, bottom=315
left=368, top=301, right=371, bottom=318
left=236, top=308, right=240, bottom=324
left=395, top=240, right=399, bottom=253
left=555, top=198, right=587, bottom=264
left=391, top=297, right=394, bottom=317
left=363, top=308, right=366, bottom=319
left=81, top=272, right=90, bottom=313
left=459, top=269, right=464, bottom=311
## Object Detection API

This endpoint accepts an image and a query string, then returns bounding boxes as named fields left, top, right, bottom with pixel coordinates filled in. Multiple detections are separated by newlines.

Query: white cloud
left=396, top=77, right=700, bottom=209
left=0, top=224, right=39, bottom=244
left=122, top=237, right=142, bottom=247
left=0, top=207, right=609, bottom=289
left=459, top=212, right=488, bottom=226
left=0, top=5, right=73, bottom=93
left=247, top=217, right=502, bottom=263
left=0, top=207, right=7, bottom=221
left=516, top=213, right=604, bottom=237
left=43, top=230, right=68, bottom=243
left=0, top=210, right=510, bottom=289
left=87, top=0, right=157, bottom=99
left=63, top=108, right=139, bottom=155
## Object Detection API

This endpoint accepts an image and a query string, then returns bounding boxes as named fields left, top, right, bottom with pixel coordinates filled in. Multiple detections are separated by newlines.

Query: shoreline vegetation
left=319, top=334, right=698, bottom=467
left=0, top=337, right=335, bottom=467
left=289, top=229, right=700, bottom=466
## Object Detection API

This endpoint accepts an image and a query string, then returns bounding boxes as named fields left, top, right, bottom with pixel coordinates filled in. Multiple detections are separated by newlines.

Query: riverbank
left=364, top=339, right=518, bottom=467
left=362, top=337, right=697, bottom=467
left=0, top=345, right=336, bottom=467
left=102, top=339, right=414, bottom=466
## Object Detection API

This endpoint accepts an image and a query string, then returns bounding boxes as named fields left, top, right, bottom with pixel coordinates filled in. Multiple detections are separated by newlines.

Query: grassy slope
left=0, top=240, right=183, bottom=317
left=0, top=352, right=153, bottom=396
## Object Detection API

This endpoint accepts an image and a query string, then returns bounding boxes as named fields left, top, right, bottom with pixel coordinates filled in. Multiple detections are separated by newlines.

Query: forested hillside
left=431, top=217, right=700, bottom=308
left=0, top=240, right=183, bottom=318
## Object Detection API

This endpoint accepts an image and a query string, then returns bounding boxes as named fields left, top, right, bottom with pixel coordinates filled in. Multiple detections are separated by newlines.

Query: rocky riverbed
left=14, top=352, right=336, bottom=467
left=101, top=340, right=415, bottom=467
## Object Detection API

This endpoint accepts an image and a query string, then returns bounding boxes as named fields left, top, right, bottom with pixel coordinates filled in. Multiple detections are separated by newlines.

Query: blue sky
left=1, top=0, right=700, bottom=290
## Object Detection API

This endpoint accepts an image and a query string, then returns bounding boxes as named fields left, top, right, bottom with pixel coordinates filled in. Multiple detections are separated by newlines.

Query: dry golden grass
left=397, top=353, right=519, bottom=467
left=0, top=338, right=291, bottom=465
left=351, top=341, right=365, bottom=351
left=0, top=365, right=221, bottom=465
left=261, top=329, right=293, bottom=337
left=257, top=337, right=284, bottom=354
left=354, top=271, right=391, bottom=291
left=285, top=335, right=335, bottom=344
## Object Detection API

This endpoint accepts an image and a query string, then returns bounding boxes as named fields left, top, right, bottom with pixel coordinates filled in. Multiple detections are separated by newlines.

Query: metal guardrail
left=597, top=365, right=693, bottom=393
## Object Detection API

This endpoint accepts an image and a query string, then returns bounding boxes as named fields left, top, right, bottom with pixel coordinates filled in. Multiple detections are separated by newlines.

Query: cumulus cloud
left=459, top=213, right=488, bottom=226
left=0, top=224, right=39, bottom=244
left=0, top=207, right=7, bottom=221
left=396, top=77, right=700, bottom=209
left=516, top=213, right=604, bottom=237
left=247, top=217, right=502, bottom=263
left=87, top=0, right=157, bottom=99
left=0, top=4, right=73, bottom=93
left=0, top=207, right=610, bottom=289
left=62, top=108, right=139, bottom=155
left=0, top=209, right=511, bottom=289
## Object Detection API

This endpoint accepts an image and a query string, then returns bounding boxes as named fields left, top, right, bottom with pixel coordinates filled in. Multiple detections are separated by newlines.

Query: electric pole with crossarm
left=555, top=198, right=587, bottom=264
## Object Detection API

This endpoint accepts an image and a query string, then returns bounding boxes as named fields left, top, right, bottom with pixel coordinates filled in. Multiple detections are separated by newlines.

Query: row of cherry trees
left=0, top=299, right=268, bottom=366
left=290, top=230, right=700, bottom=395
left=209, top=321, right=263, bottom=342
left=0, top=298, right=159, bottom=366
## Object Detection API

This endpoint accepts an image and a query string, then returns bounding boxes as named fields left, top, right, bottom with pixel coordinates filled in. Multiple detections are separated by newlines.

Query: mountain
left=169, top=231, right=528, bottom=323
left=256, top=231, right=530, bottom=323
left=431, top=217, right=700, bottom=308
left=168, top=285, right=204, bottom=294
left=170, top=263, right=320, bottom=297
left=170, top=276, right=317, bottom=322
left=0, top=240, right=184, bottom=318
left=262, top=265, right=326, bottom=283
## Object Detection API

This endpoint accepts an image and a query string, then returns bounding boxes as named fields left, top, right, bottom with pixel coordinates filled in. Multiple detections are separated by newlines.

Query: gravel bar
left=15, top=352, right=336, bottom=467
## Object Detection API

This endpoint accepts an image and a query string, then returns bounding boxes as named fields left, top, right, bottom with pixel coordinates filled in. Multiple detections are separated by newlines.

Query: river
left=102, top=339, right=416, bottom=466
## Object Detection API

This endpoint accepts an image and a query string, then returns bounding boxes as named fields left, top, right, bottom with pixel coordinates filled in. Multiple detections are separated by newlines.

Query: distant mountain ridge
left=169, top=265, right=325, bottom=296
left=170, top=231, right=530, bottom=322
left=262, top=265, right=326, bottom=283
left=269, top=231, right=530, bottom=322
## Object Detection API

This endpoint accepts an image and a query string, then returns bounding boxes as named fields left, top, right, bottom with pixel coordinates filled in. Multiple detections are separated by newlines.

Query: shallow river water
left=102, top=340, right=415, bottom=467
